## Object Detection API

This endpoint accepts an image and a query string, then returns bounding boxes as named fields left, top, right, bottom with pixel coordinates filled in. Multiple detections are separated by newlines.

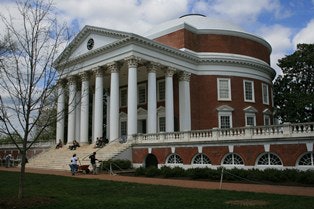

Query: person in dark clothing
left=89, top=152, right=98, bottom=174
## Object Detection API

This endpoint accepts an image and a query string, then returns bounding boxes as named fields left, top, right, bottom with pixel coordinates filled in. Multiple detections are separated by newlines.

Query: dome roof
left=144, top=14, right=245, bottom=39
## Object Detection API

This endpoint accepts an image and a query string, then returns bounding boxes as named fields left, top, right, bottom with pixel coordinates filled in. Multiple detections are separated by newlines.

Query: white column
left=94, top=67, right=104, bottom=142
left=67, top=76, right=77, bottom=144
left=179, top=71, right=191, bottom=131
left=92, top=92, right=95, bottom=142
left=147, top=63, right=158, bottom=133
left=108, top=62, right=120, bottom=141
left=126, top=56, right=140, bottom=137
left=106, top=93, right=110, bottom=140
left=75, top=87, right=81, bottom=141
left=165, top=68, right=175, bottom=132
left=80, top=72, right=90, bottom=144
left=56, top=80, right=65, bottom=143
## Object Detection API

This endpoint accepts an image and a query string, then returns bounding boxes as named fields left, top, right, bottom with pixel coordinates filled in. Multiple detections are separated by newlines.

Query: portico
left=55, top=40, right=193, bottom=144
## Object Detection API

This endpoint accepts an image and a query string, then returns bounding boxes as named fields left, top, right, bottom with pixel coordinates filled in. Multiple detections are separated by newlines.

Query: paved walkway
left=2, top=166, right=314, bottom=197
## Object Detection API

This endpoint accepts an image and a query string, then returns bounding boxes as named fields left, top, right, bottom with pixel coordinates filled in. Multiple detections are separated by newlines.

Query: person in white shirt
left=70, top=154, right=78, bottom=175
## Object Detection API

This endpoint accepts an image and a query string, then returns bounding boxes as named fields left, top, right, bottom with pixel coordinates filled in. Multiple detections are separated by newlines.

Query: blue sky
left=1, top=0, right=314, bottom=75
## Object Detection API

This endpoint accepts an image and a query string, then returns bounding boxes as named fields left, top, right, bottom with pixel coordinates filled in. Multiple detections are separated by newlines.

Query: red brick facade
left=154, top=29, right=271, bottom=64
left=132, top=143, right=310, bottom=168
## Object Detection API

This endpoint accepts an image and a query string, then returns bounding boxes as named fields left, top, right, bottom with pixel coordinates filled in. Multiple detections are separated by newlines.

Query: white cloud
left=55, top=0, right=189, bottom=34
left=293, top=19, right=314, bottom=48
left=190, top=0, right=289, bottom=26
left=258, top=24, right=293, bottom=75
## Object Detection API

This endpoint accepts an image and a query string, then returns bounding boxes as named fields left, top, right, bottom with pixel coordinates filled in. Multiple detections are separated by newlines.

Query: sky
left=1, top=0, right=314, bottom=76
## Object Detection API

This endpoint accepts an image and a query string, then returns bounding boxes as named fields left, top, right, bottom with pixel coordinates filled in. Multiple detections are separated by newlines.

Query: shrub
left=160, top=166, right=186, bottom=178
left=101, top=159, right=132, bottom=171
left=134, top=167, right=146, bottom=176
left=145, top=166, right=161, bottom=177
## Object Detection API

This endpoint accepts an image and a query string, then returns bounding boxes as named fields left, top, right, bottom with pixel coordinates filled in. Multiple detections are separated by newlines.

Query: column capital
left=68, top=76, right=78, bottom=86
left=125, top=56, right=141, bottom=68
left=147, top=62, right=160, bottom=73
left=178, top=71, right=191, bottom=82
left=94, top=66, right=105, bottom=77
left=79, top=71, right=90, bottom=82
left=57, top=79, right=67, bottom=87
left=165, top=67, right=176, bottom=77
left=107, top=62, right=120, bottom=73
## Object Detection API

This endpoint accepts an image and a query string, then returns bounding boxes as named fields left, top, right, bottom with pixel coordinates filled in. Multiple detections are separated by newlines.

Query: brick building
left=53, top=14, right=314, bottom=170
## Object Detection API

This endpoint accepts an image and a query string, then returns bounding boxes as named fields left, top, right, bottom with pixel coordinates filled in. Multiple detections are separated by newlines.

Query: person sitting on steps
left=69, top=140, right=80, bottom=150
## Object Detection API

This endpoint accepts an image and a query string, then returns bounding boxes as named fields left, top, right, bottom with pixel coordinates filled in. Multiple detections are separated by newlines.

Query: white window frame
left=138, top=83, right=146, bottom=105
left=217, top=78, right=231, bottom=101
left=158, top=116, right=166, bottom=132
left=245, top=113, right=256, bottom=126
left=120, top=88, right=127, bottom=107
left=262, top=83, right=269, bottom=105
left=264, top=114, right=271, bottom=126
left=157, top=79, right=165, bottom=101
left=218, top=112, right=232, bottom=129
left=243, top=80, right=255, bottom=102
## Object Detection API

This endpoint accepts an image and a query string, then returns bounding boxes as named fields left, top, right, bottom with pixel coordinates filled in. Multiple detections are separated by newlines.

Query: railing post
left=283, top=122, right=292, bottom=136
left=245, top=126, right=253, bottom=139
left=183, top=131, right=190, bottom=141
left=212, top=128, right=219, bottom=140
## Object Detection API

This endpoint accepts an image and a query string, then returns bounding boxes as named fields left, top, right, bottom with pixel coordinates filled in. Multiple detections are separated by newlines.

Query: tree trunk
left=18, top=146, right=27, bottom=199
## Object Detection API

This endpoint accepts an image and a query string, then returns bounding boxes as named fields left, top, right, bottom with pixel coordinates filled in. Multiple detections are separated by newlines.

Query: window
left=192, top=154, right=211, bottom=165
left=264, top=115, right=271, bottom=126
left=256, top=153, right=282, bottom=166
left=222, top=153, right=244, bottom=165
left=120, top=121, right=127, bottom=136
left=166, top=154, right=183, bottom=164
left=217, top=78, right=231, bottom=100
left=220, top=115, right=231, bottom=129
left=298, top=152, right=314, bottom=166
left=262, top=83, right=269, bottom=105
left=245, top=113, right=256, bottom=126
left=217, top=105, right=234, bottom=129
left=138, top=83, right=146, bottom=104
left=120, top=88, right=127, bottom=107
left=158, top=116, right=166, bottom=132
left=157, top=80, right=165, bottom=101
left=243, top=80, right=254, bottom=102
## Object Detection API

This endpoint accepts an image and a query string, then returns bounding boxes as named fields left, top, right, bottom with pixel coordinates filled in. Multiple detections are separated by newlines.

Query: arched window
left=192, top=154, right=211, bottom=165
left=166, top=154, right=183, bottom=164
left=298, top=152, right=314, bottom=166
left=256, top=153, right=282, bottom=166
left=222, top=153, right=244, bottom=165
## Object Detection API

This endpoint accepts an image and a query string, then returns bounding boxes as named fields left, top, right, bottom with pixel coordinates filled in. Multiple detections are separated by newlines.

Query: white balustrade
left=133, top=122, right=314, bottom=145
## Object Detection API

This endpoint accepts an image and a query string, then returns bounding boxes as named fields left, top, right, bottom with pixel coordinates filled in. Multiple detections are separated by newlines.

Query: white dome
left=144, top=14, right=245, bottom=39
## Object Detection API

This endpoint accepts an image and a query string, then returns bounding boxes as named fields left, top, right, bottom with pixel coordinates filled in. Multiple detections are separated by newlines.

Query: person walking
left=89, top=152, right=98, bottom=175
left=70, top=154, right=78, bottom=176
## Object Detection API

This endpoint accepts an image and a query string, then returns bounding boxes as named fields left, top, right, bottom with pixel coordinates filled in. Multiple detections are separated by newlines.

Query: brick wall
left=154, top=29, right=270, bottom=64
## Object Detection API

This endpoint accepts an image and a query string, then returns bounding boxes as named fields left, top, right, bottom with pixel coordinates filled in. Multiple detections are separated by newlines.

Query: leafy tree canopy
left=273, top=44, right=314, bottom=123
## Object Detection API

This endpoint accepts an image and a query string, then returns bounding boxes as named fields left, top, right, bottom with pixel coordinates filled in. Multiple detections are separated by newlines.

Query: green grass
left=0, top=171, right=313, bottom=209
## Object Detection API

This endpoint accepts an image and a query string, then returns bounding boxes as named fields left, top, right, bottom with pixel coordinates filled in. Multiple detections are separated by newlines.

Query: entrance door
left=145, top=154, right=158, bottom=168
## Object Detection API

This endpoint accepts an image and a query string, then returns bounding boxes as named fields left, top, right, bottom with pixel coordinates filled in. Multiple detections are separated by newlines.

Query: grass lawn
left=0, top=171, right=313, bottom=209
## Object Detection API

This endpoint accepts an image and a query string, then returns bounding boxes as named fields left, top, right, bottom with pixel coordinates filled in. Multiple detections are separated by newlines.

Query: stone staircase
left=26, top=140, right=132, bottom=170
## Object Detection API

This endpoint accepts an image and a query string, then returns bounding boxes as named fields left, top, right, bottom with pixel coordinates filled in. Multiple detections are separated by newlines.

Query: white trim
left=243, top=80, right=255, bottom=102
left=157, top=79, right=165, bottom=101
left=262, top=83, right=269, bottom=105
left=217, top=78, right=231, bottom=101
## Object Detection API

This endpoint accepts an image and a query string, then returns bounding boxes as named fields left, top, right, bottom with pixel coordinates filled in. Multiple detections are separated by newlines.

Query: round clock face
left=87, top=38, right=94, bottom=50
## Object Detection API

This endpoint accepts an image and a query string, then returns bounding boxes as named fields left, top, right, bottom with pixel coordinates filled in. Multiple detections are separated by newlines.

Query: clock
left=87, top=38, right=94, bottom=50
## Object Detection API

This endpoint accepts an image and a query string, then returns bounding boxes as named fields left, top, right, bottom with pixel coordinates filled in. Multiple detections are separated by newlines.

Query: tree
left=273, top=44, right=314, bottom=123
left=0, top=0, right=70, bottom=199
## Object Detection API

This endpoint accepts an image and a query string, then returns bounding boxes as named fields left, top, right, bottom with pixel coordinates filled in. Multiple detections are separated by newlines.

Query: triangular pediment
left=54, top=25, right=131, bottom=67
